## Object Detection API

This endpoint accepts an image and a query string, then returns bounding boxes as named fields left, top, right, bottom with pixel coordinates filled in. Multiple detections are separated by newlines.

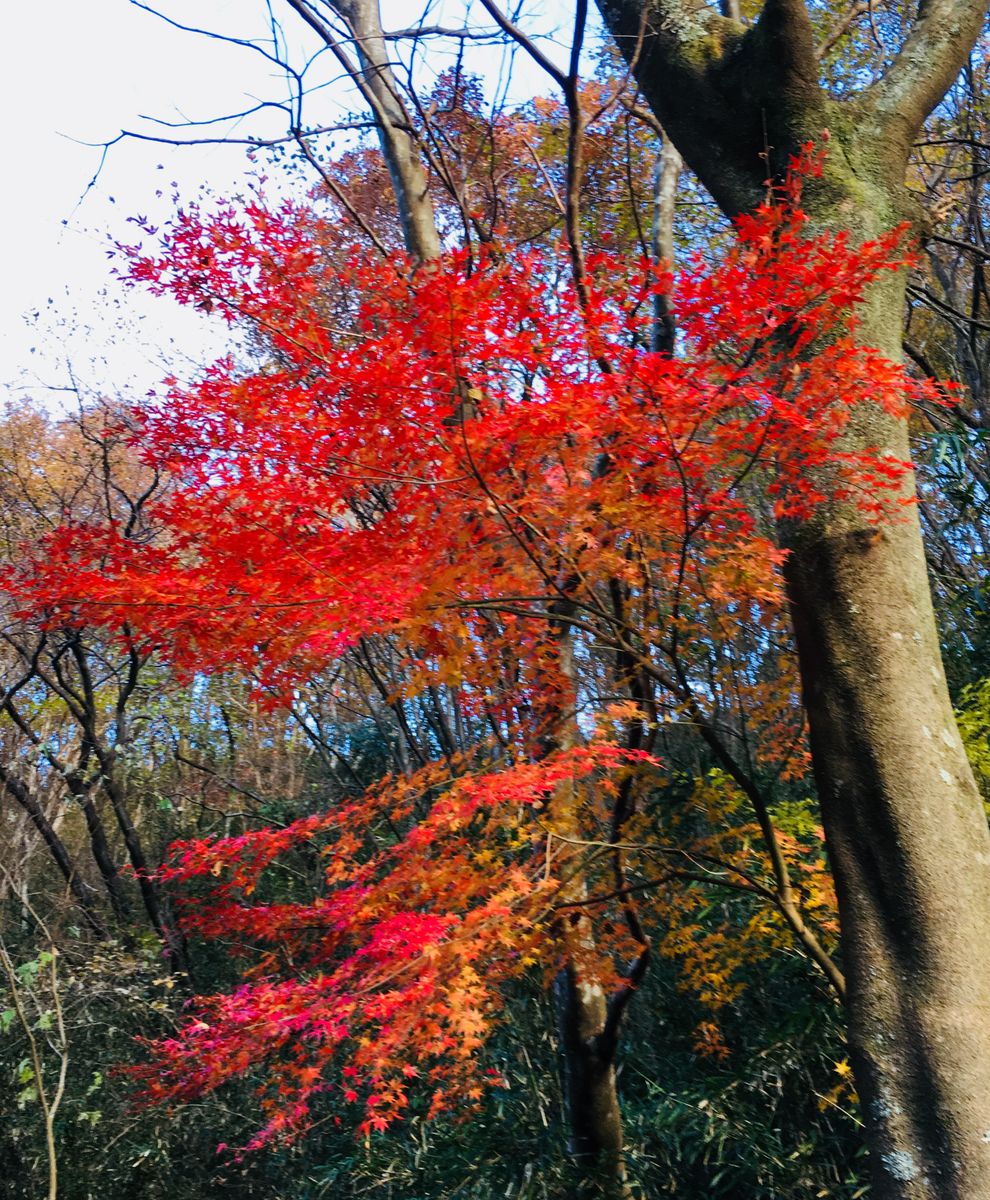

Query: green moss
left=674, top=15, right=742, bottom=72
left=957, top=678, right=990, bottom=810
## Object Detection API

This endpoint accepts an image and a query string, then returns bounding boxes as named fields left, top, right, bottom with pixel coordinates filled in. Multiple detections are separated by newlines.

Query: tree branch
left=861, top=0, right=989, bottom=142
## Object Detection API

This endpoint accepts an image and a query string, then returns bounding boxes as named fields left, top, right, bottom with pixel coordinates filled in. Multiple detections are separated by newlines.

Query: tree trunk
left=100, top=768, right=188, bottom=976
left=286, top=0, right=441, bottom=263
left=554, top=966, right=631, bottom=1198
left=651, top=133, right=682, bottom=355
left=331, top=0, right=441, bottom=263
left=592, top=1, right=990, bottom=1194
left=545, top=622, right=633, bottom=1197
left=785, top=219, right=990, bottom=1198
left=66, top=776, right=131, bottom=925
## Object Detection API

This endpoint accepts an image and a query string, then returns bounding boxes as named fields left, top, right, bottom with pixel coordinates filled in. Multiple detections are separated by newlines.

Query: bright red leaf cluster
left=8, top=151, right=937, bottom=697
left=133, top=741, right=653, bottom=1147
left=1, top=149, right=945, bottom=1151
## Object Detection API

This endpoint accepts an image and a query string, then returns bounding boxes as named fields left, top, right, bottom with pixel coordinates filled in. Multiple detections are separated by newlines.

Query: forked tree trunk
left=554, top=966, right=630, bottom=1197
left=66, top=776, right=131, bottom=924
left=592, top=0, right=990, bottom=1195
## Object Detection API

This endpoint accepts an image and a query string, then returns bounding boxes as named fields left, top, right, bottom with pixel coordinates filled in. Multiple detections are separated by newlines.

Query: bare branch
left=473, top=0, right=567, bottom=88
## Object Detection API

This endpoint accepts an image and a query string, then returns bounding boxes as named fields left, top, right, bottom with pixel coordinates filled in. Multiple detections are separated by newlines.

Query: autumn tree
left=34, top=1, right=990, bottom=1194
left=275, top=7, right=990, bottom=1188
left=4, top=135, right=943, bottom=1200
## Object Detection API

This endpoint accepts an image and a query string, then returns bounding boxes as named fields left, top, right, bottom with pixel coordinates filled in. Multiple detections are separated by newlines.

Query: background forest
left=2, top=2, right=990, bottom=1198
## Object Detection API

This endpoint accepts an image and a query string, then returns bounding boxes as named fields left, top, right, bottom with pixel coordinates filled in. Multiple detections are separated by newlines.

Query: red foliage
left=10, top=163, right=935, bottom=683
left=133, top=742, right=653, bottom=1148
left=2, top=148, right=946, bottom=1151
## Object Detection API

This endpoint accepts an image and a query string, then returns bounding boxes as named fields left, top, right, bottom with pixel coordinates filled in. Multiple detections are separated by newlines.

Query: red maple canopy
left=3, top=149, right=944, bottom=1149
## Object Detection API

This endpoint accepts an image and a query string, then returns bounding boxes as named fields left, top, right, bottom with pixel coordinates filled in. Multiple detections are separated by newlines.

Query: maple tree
left=12, top=156, right=925, bottom=676
left=134, top=741, right=653, bottom=1147
left=2, top=1, right=986, bottom=1193
left=2, top=150, right=942, bottom=1172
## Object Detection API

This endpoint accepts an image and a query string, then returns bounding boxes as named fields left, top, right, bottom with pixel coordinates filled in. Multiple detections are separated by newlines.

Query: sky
left=2, top=2, right=280, bottom=407
left=2, top=0, right=567, bottom=413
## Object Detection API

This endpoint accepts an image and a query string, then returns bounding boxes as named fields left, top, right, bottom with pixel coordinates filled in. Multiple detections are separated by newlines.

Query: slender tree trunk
left=287, top=0, right=441, bottom=263
left=0, top=769, right=108, bottom=937
left=100, top=769, right=188, bottom=975
left=333, top=0, right=441, bottom=263
left=554, top=966, right=630, bottom=1198
left=545, top=627, right=633, bottom=1198
left=284, top=5, right=632, bottom=1181
left=65, top=776, right=131, bottom=925
left=651, top=133, right=682, bottom=355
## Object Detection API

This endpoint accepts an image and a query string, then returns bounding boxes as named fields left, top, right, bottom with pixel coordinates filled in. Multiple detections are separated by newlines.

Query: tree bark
left=786, top=255, right=990, bottom=1200
left=651, top=132, right=682, bottom=354
left=286, top=0, right=442, bottom=263
left=594, top=1, right=990, bottom=1196
left=0, top=767, right=108, bottom=937
left=64, top=774, right=131, bottom=925
left=554, top=965, right=630, bottom=1198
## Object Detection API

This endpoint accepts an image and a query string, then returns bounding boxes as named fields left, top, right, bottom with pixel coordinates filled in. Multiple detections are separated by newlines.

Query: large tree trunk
left=594, top=1, right=990, bottom=1195
left=786, top=243, right=990, bottom=1199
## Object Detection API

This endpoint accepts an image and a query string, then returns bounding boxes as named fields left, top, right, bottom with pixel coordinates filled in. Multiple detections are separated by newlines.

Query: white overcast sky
left=2, top=1, right=566, bottom=411
left=3, top=2, right=276, bottom=407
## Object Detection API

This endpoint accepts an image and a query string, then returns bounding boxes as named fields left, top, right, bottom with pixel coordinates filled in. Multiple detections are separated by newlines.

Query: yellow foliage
left=957, top=678, right=990, bottom=806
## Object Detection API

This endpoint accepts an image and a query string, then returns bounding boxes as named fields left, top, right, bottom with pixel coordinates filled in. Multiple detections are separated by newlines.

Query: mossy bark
left=785, top=250, right=990, bottom=1200
left=595, top=2, right=990, bottom=1195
